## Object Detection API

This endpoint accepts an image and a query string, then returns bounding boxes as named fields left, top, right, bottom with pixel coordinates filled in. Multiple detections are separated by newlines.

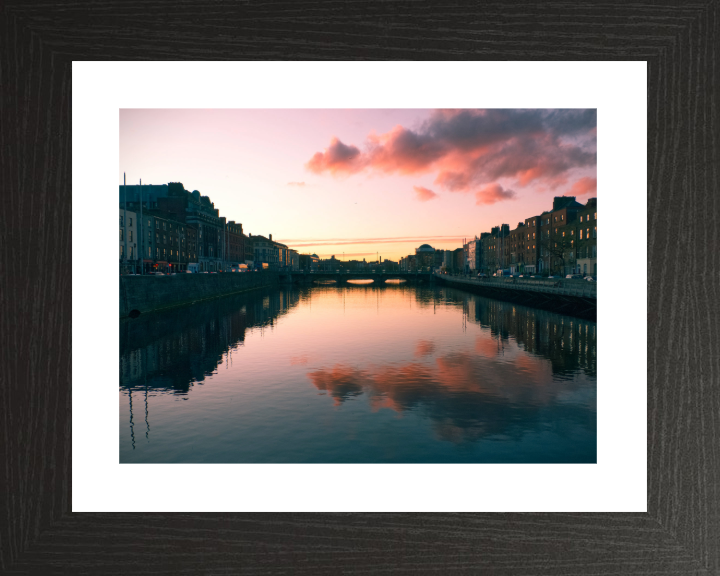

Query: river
left=120, top=282, right=596, bottom=463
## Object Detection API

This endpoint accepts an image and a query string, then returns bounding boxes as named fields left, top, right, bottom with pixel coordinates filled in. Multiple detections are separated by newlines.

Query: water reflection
left=120, top=284, right=596, bottom=463
left=120, top=289, right=301, bottom=394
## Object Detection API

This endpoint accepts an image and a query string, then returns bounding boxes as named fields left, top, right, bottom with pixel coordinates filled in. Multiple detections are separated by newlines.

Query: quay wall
left=120, top=272, right=284, bottom=318
left=436, top=275, right=597, bottom=321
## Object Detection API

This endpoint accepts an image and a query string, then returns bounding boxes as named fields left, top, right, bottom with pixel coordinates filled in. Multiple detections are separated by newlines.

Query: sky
left=119, top=109, right=597, bottom=261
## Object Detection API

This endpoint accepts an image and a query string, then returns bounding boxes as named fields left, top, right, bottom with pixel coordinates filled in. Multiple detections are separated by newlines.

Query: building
left=458, top=195, right=595, bottom=277
left=226, top=221, right=244, bottom=269
left=143, top=212, right=194, bottom=273
left=539, top=196, right=585, bottom=275
left=415, top=244, right=436, bottom=271
left=464, top=237, right=482, bottom=273
left=288, top=249, right=300, bottom=271
left=249, top=234, right=279, bottom=269
left=520, top=215, right=541, bottom=274
left=507, top=222, right=525, bottom=274
left=119, top=209, right=138, bottom=274
left=299, top=254, right=319, bottom=271
left=576, top=197, right=597, bottom=276
left=242, top=234, right=254, bottom=268
left=271, top=236, right=290, bottom=270
left=121, top=182, right=233, bottom=272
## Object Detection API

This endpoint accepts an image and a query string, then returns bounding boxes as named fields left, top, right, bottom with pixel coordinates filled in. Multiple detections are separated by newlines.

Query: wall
left=120, top=272, right=283, bottom=318
left=436, top=274, right=596, bottom=321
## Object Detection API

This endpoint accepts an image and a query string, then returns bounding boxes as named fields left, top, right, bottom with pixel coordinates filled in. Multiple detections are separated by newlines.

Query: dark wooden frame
left=2, top=2, right=718, bottom=574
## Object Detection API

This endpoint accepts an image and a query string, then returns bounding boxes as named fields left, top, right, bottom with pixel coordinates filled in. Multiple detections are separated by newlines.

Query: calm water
left=120, top=282, right=596, bottom=463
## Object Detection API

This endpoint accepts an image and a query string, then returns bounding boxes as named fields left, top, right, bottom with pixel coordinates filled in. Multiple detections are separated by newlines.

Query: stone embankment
left=436, top=274, right=597, bottom=321
left=120, top=272, right=282, bottom=318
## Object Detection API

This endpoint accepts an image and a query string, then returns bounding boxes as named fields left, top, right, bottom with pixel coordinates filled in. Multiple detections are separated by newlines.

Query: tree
left=539, top=230, right=575, bottom=274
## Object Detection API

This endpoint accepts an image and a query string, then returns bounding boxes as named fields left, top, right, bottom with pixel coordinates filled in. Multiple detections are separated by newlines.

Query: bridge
left=286, top=270, right=434, bottom=285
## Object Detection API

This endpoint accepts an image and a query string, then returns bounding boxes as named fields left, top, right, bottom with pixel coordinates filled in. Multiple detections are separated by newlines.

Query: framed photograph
left=4, top=3, right=718, bottom=574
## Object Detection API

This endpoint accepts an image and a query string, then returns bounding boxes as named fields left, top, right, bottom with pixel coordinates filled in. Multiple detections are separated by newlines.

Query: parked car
left=153, top=272, right=165, bottom=276
left=586, top=276, right=595, bottom=282
left=477, top=273, right=487, bottom=278
left=566, top=274, right=583, bottom=279
left=547, top=275, right=556, bottom=279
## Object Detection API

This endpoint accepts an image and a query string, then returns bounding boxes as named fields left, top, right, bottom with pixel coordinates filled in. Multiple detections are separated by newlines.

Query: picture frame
left=3, top=2, right=717, bottom=573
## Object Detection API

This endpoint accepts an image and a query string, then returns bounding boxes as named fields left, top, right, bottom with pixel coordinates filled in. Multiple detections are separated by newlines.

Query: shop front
left=153, top=260, right=169, bottom=273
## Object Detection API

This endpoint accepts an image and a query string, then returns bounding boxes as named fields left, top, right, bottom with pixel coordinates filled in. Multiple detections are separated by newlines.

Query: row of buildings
left=119, top=182, right=302, bottom=274
left=397, top=196, right=597, bottom=277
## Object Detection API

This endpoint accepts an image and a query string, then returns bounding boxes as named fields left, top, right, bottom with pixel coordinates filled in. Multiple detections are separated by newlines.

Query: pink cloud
left=475, top=183, right=516, bottom=205
left=305, top=137, right=365, bottom=175
left=287, top=181, right=306, bottom=187
left=413, top=185, right=438, bottom=202
left=306, top=110, right=596, bottom=194
left=414, top=340, right=436, bottom=357
left=569, top=176, right=597, bottom=196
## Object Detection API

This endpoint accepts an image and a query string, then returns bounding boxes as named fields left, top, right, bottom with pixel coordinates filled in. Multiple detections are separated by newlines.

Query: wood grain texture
left=1, top=1, right=718, bottom=574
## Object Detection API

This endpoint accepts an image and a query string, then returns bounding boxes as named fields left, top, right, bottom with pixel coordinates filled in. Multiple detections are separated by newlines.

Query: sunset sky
left=119, top=109, right=597, bottom=261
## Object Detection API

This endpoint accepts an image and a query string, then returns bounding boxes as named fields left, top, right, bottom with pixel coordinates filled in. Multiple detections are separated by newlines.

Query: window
left=129, top=218, right=133, bottom=226
left=592, top=245, right=597, bottom=257
left=533, top=245, right=535, bottom=249
left=580, top=230, right=583, bottom=239
left=571, top=230, right=574, bottom=236
left=562, top=231, right=565, bottom=237
left=156, top=248, right=159, bottom=258
left=155, top=221, right=159, bottom=229
left=594, top=212, right=597, bottom=220
left=148, top=219, right=151, bottom=227
left=580, top=216, right=583, bottom=223
left=120, top=229, right=124, bottom=241
left=130, top=246, right=134, bottom=258
left=593, top=227, right=596, bottom=238
left=163, top=222, right=166, bottom=231
left=148, top=247, right=151, bottom=257
left=120, top=245, right=124, bottom=258
left=163, top=249, right=166, bottom=258
left=555, top=228, right=558, bottom=234
left=554, top=216, right=557, bottom=222
left=163, top=235, right=166, bottom=244
left=561, top=215, right=564, bottom=221
left=533, top=233, right=535, bottom=239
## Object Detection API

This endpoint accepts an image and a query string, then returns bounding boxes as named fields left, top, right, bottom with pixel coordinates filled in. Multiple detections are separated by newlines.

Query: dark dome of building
left=417, top=244, right=435, bottom=252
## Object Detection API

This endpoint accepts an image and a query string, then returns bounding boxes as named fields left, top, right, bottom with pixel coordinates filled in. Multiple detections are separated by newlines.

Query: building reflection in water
left=120, top=284, right=596, bottom=461
left=120, top=288, right=301, bottom=448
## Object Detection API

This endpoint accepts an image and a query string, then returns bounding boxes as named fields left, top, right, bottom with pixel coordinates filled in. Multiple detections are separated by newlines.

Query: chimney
left=269, top=234, right=272, bottom=241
